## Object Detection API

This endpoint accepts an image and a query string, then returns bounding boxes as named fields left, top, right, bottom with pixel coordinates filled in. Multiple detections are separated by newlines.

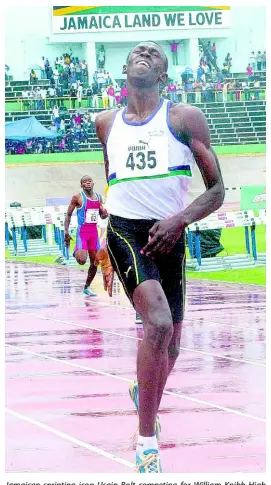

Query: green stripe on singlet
left=108, top=169, right=192, bottom=186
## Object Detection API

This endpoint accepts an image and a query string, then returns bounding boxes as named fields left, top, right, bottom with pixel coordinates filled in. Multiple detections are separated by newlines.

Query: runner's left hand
left=141, top=215, right=186, bottom=257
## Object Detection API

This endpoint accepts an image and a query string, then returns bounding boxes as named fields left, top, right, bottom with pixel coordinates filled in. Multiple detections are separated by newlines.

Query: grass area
left=5, top=225, right=266, bottom=286
left=187, top=267, right=265, bottom=285
left=5, top=252, right=57, bottom=265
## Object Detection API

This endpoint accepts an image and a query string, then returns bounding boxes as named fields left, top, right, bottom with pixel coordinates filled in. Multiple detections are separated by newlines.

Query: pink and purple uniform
left=74, top=191, right=101, bottom=254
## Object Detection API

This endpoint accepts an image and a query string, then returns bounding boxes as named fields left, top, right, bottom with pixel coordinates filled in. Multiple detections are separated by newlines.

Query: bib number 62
left=126, top=151, right=157, bottom=171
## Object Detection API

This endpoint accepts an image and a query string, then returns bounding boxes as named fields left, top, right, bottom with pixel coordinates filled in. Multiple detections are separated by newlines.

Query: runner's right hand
left=64, top=233, right=72, bottom=247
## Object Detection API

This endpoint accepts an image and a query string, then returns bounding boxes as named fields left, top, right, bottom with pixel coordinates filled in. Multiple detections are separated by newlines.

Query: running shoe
left=129, top=381, right=161, bottom=439
left=136, top=449, right=162, bottom=473
left=83, top=288, right=97, bottom=297
left=54, top=254, right=65, bottom=264
left=135, top=312, right=142, bottom=324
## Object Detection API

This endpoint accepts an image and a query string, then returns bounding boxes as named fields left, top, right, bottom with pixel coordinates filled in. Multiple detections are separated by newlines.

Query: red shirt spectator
left=74, top=114, right=82, bottom=126
left=121, top=86, right=128, bottom=97
left=167, top=83, right=176, bottom=92
left=108, top=86, right=115, bottom=97
left=246, top=64, right=253, bottom=77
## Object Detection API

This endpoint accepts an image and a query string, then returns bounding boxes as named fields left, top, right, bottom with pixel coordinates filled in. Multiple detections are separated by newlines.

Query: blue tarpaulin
left=5, top=117, right=59, bottom=140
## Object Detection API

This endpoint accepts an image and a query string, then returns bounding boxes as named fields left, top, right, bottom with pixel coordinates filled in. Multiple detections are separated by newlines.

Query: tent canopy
left=5, top=117, right=59, bottom=140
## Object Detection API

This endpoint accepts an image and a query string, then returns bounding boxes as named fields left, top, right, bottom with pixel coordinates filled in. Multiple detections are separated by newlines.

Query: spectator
left=102, top=86, right=109, bottom=109
left=97, top=45, right=105, bottom=69
left=115, top=84, right=121, bottom=106
left=256, top=51, right=262, bottom=71
left=25, top=139, right=32, bottom=154
left=253, top=79, right=260, bottom=100
left=32, top=87, right=38, bottom=110
left=263, top=51, right=266, bottom=70
left=5, top=64, right=10, bottom=81
left=229, top=81, right=235, bottom=101
left=105, top=71, right=113, bottom=87
left=242, top=81, right=250, bottom=101
left=246, top=63, right=253, bottom=78
left=225, top=53, right=232, bottom=71
left=194, top=80, right=202, bottom=103
left=58, top=138, right=65, bottom=152
left=97, top=69, right=106, bottom=91
left=56, top=83, right=64, bottom=107
left=121, top=82, right=128, bottom=106
left=70, top=72, right=77, bottom=88
left=74, top=112, right=82, bottom=127
left=60, top=118, right=66, bottom=134
left=216, top=81, right=223, bottom=102
left=41, top=87, right=47, bottom=109
left=92, top=84, right=99, bottom=108
left=235, top=81, right=241, bottom=101
left=222, top=82, right=228, bottom=103
left=53, top=67, right=59, bottom=87
left=53, top=104, right=59, bottom=120
left=75, top=61, right=82, bottom=82
left=216, top=69, right=224, bottom=83
left=107, top=85, right=115, bottom=108
left=93, top=70, right=98, bottom=85
left=211, top=43, right=217, bottom=59
left=22, top=89, right=29, bottom=110
left=221, top=62, right=229, bottom=77
left=176, top=82, right=183, bottom=103
left=81, top=60, right=88, bottom=84
left=77, top=82, right=83, bottom=108
left=57, top=62, right=64, bottom=79
left=45, top=59, right=50, bottom=79
left=48, top=85, right=56, bottom=108
left=40, top=56, right=46, bottom=79
left=16, top=144, right=25, bottom=155
left=30, top=69, right=37, bottom=85
left=249, top=51, right=256, bottom=72
left=70, top=86, right=76, bottom=109
left=201, top=82, right=207, bottom=103
left=27, top=89, right=33, bottom=109
left=196, top=65, right=205, bottom=82
left=86, top=85, right=93, bottom=107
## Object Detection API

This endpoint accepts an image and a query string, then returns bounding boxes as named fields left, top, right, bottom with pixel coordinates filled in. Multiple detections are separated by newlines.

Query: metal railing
left=5, top=89, right=266, bottom=113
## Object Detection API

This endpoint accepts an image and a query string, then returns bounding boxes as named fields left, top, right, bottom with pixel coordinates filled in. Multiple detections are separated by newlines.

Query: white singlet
left=105, top=98, right=195, bottom=220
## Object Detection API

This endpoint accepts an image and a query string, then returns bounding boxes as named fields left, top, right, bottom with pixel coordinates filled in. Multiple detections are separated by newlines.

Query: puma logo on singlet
left=139, top=139, right=149, bottom=146
left=124, top=266, right=132, bottom=278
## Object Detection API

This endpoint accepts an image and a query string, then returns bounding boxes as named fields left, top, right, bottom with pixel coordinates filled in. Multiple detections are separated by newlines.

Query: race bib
left=86, top=209, right=99, bottom=223
left=116, top=135, right=169, bottom=180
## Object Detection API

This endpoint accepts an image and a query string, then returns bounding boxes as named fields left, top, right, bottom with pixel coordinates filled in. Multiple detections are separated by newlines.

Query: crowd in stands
left=5, top=109, right=98, bottom=155
left=5, top=43, right=266, bottom=155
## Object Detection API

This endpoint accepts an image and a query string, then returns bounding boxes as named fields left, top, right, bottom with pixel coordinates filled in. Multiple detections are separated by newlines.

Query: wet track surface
left=5, top=262, right=266, bottom=473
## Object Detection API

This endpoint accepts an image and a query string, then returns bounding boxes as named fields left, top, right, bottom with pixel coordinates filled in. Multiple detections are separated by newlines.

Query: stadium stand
left=5, top=71, right=266, bottom=151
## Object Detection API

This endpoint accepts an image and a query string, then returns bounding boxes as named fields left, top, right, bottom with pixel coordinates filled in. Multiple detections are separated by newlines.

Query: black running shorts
left=107, top=215, right=186, bottom=323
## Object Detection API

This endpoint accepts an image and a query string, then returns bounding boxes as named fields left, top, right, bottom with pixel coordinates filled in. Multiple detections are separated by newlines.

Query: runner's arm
left=64, top=195, right=78, bottom=246
left=178, top=106, right=225, bottom=226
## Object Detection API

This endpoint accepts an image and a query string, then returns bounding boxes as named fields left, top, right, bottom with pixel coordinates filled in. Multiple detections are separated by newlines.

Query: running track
left=5, top=261, right=266, bottom=473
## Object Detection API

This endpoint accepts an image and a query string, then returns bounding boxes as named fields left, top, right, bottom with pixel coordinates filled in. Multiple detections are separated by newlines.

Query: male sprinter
left=64, top=175, right=107, bottom=296
left=96, top=42, right=225, bottom=472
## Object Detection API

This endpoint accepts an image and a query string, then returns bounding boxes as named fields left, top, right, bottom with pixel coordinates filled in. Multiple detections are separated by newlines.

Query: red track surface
left=5, top=261, right=266, bottom=473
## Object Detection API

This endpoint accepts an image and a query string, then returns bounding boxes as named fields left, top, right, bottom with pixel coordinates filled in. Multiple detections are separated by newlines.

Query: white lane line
left=5, top=344, right=266, bottom=423
left=5, top=407, right=134, bottom=470
left=5, top=343, right=131, bottom=383
left=7, top=310, right=265, bottom=367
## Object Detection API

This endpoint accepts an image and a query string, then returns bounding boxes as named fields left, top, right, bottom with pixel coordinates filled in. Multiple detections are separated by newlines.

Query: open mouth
left=136, top=59, right=151, bottom=68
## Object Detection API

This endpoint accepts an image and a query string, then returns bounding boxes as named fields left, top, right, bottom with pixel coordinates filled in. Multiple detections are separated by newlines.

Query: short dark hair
left=80, top=175, right=92, bottom=184
left=126, top=41, right=168, bottom=71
